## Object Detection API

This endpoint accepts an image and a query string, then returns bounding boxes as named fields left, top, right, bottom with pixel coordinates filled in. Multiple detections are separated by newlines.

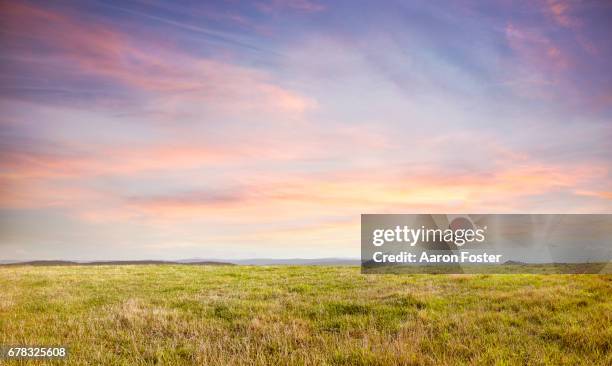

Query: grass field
left=1, top=265, right=611, bottom=365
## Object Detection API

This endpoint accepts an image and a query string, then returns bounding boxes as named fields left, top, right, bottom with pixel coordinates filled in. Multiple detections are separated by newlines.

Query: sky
left=1, top=0, right=611, bottom=260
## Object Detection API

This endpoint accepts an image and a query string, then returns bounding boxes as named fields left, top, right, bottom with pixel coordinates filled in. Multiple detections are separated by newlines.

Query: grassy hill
left=1, top=265, right=610, bottom=365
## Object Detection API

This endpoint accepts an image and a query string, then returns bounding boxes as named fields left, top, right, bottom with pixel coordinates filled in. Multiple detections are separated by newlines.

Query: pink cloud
left=502, top=23, right=580, bottom=100
left=505, top=24, right=571, bottom=73
left=71, top=160, right=610, bottom=223
left=0, top=145, right=228, bottom=180
left=575, top=190, right=612, bottom=200
left=545, top=0, right=579, bottom=28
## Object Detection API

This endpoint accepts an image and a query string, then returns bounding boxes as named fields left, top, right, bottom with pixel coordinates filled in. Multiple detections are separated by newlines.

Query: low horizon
left=2, top=257, right=606, bottom=265
left=1, top=256, right=361, bottom=261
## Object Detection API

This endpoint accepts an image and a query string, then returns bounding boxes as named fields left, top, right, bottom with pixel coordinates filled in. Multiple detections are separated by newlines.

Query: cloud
left=0, top=143, right=237, bottom=180
left=68, top=159, right=610, bottom=223
left=129, top=189, right=247, bottom=208
left=505, top=24, right=571, bottom=74
left=545, top=0, right=579, bottom=28
left=500, top=2, right=612, bottom=108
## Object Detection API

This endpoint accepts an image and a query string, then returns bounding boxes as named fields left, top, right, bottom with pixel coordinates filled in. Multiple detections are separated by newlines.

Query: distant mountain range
left=0, top=258, right=360, bottom=266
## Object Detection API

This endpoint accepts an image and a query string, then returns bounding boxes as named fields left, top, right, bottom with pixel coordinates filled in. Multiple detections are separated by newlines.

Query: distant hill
left=503, top=260, right=527, bottom=265
left=1, top=260, right=233, bottom=266
left=177, top=257, right=360, bottom=265
left=228, top=258, right=360, bottom=265
left=2, top=260, right=79, bottom=266
left=1, top=258, right=359, bottom=266
left=84, top=260, right=233, bottom=266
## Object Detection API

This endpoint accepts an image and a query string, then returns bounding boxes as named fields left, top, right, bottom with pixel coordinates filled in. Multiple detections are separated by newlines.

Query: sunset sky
left=1, top=0, right=611, bottom=260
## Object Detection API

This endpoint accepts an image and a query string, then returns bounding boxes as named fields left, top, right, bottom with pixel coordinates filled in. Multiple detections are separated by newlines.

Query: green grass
left=363, top=262, right=611, bottom=274
left=1, top=265, right=611, bottom=365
